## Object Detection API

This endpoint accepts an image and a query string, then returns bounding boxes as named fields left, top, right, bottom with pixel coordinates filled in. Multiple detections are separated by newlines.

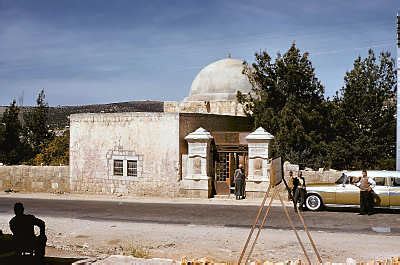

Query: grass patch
left=124, top=244, right=150, bottom=259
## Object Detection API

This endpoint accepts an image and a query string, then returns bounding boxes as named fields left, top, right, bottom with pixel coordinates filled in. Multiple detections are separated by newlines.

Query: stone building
left=70, top=58, right=274, bottom=198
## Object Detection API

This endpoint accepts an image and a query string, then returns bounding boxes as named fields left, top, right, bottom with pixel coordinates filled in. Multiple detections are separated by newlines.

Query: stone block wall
left=69, top=112, right=181, bottom=197
left=283, top=161, right=342, bottom=184
left=278, top=167, right=342, bottom=201
left=301, top=170, right=342, bottom=184
left=0, top=165, right=69, bottom=193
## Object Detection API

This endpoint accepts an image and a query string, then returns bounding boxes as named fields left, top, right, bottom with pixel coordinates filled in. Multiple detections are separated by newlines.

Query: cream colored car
left=305, top=171, right=400, bottom=211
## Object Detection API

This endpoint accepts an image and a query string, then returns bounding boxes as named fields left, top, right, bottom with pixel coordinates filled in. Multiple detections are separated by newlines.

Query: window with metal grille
left=127, top=160, right=138, bottom=177
left=113, top=160, right=123, bottom=176
left=215, top=153, right=229, bottom=181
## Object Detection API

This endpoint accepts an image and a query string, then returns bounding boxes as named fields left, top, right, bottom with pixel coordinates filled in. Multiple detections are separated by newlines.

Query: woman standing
left=234, top=164, right=245, bottom=200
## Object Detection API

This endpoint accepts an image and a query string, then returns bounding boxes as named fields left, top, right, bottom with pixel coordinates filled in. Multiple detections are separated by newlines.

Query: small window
left=127, top=160, right=138, bottom=177
left=113, top=160, right=123, bottom=176
left=393, top=178, right=400, bottom=187
left=373, top=177, right=386, bottom=186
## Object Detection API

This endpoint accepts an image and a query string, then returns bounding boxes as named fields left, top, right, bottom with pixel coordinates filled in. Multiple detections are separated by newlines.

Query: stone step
left=212, top=194, right=231, bottom=199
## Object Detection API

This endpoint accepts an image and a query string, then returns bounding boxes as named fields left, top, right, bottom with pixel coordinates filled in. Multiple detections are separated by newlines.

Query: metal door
left=215, top=153, right=230, bottom=195
left=214, top=152, right=248, bottom=195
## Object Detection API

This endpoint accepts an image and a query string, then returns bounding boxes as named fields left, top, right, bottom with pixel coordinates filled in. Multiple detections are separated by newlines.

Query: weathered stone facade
left=69, top=112, right=255, bottom=197
left=70, top=112, right=181, bottom=197
left=164, top=100, right=246, bottom=116
left=0, top=165, right=69, bottom=193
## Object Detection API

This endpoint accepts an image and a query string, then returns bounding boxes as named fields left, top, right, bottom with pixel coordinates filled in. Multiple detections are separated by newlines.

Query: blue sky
left=0, top=0, right=398, bottom=106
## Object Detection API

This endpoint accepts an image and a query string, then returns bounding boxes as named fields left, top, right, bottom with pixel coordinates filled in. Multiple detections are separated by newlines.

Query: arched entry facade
left=182, top=127, right=274, bottom=198
left=212, top=132, right=248, bottom=195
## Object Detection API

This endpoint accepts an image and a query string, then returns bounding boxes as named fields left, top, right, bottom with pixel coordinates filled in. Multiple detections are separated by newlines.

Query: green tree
left=0, top=100, right=31, bottom=164
left=239, top=43, right=330, bottom=168
left=24, top=89, right=54, bottom=155
left=331, top=50, right=396, bottom=169
left=0, top=114, right=6, bottom=164
left=33, top=130, right=69, bottom=166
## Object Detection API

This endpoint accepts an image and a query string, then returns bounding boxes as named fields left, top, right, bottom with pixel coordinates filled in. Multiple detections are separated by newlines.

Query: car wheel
left=306, top=194, right=322, bottom=211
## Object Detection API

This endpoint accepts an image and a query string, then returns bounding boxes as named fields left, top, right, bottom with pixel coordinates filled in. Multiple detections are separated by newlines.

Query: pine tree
left=0, top=100, right=27, bottom=164
left=239, top=43, right=329, bottom=168
left=24, top=89, right=54, bottom=155
left=332, top=50, right=396, bottom=169
left=0, top=123, right=5, bottom=163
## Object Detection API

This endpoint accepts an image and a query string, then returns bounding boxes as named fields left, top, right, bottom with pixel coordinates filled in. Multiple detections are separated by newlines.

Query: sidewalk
left=0, top=192, right=292, bottom=207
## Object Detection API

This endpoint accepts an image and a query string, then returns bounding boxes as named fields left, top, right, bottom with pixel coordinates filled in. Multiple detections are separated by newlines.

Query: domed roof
left=185, top=58, right=252, bottom=101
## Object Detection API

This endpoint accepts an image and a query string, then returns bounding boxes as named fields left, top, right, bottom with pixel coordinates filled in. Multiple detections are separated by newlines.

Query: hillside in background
left=0, top=101, right=164, bottom=128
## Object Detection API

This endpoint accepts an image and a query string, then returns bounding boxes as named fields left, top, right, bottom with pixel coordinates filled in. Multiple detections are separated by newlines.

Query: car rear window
left=393, top=178, right=400, bottom=187
left=373, top=177, right=385, bottom=186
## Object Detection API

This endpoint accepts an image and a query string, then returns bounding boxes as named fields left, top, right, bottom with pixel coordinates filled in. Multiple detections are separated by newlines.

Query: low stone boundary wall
left=0, top=166, right=69, bottom=193
left=283, top=161, right=342, bottom=184
left=0, top=164, right=343, bottom=198
left=301, top=170, right=341, bottom=184
left=78, top=255, right=400, bottom=265
left=277, top=166, right=342, bottom=201
left=181, top=257, right=400, bottom=265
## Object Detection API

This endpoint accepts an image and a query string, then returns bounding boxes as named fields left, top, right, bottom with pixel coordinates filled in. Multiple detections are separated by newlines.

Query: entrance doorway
left=214, top=150, right=247, bottom=195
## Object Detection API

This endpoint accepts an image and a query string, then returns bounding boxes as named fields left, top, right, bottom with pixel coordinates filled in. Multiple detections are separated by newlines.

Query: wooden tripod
left=238, top=184, right=323, bottom=264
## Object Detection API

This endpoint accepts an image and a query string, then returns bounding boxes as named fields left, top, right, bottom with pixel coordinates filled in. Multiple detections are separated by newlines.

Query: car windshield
left=335, top=174, right=348, bottom=184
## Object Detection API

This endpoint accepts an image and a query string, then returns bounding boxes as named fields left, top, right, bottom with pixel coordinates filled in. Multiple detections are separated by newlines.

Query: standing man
left=287, top=171, right=294, bottom=201
left=354, top=170, right=376, bottom=215
left=296, top=171, right=307, bottom=211
left=290, top=172, right=300, bottom=212
left=234, top=164, right=245, bottom=200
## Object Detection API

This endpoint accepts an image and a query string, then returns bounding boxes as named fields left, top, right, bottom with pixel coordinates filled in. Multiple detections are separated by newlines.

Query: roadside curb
left=0, top=192, right=293, bottom=207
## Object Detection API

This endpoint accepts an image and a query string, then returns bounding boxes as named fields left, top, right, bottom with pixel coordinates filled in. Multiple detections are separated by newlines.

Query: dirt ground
left=0, top=214, right=398, bottom=263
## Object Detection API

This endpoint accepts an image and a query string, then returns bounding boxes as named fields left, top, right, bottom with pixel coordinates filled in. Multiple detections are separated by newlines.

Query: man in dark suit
left=9, top=202, right=47, bottom=258
left=234, top=164, right=245, bottom=200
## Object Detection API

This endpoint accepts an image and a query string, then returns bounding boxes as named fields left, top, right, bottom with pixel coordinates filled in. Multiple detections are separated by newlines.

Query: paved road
left=0, top=197, right=399, bottom=235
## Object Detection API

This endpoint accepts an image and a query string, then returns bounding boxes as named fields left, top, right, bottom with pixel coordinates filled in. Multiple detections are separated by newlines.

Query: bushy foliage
left=0, top=100, right=32, bottom=164
left=330, top=50, right=396, bottom=169
left=239, top=43, right=331, bottom=168
left=0, top=90, right=69, bottom=165
left=239, top=45, right=396, bottom=170
left=24, top=89, right=54, bottom=155
left=33, top=130, right=69, bottom=166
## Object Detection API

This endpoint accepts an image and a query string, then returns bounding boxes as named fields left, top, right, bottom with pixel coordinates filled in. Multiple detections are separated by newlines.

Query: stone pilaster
left=182, top=127, right=213, bottom=198
left=245, top=127, right=274, bottom=194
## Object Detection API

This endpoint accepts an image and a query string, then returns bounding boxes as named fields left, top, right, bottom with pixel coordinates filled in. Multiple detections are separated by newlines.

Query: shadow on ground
left=0, top=254, right=84, bottom=264
left=324, top=206, right=400, bottom=214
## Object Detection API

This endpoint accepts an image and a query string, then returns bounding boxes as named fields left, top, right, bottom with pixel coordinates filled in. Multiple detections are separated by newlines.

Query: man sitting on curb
left=9, top=202, right=47, bottom=259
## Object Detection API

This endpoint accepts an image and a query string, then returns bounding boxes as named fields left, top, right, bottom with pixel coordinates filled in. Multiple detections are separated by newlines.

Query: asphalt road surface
left=0, top=197, right=399, bottom=235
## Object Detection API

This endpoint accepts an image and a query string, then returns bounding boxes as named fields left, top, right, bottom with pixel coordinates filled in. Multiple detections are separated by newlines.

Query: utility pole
left=397, top=14, right=400, bottom=170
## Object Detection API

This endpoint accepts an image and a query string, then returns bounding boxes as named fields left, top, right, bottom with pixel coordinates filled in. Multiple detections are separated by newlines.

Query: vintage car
left=305, top=171, right=400, bottom=211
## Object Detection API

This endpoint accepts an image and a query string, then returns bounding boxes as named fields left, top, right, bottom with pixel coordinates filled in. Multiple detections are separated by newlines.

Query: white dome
left=185, top=58, right=252, bottom=101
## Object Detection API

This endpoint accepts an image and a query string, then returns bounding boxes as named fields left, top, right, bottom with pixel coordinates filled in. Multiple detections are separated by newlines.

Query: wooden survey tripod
left=238, top=158, right=323, bottom=264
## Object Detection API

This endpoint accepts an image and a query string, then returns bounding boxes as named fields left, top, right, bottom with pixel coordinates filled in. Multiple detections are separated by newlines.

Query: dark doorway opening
left=214, top=147, right=247, bottom=195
